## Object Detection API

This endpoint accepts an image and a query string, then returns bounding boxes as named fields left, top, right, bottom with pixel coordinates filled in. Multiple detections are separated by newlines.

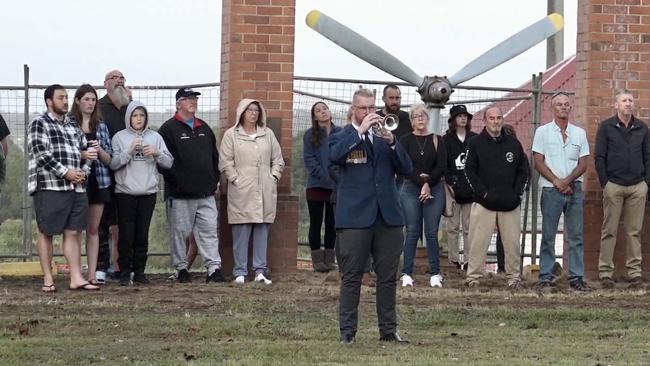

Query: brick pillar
left=218, top=0, right=298, bottom=275
left=575, top=0, right=650, bottom=280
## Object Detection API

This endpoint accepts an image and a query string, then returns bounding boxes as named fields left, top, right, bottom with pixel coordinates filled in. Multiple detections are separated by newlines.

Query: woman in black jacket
left=442, top=105, right=477, bottom=269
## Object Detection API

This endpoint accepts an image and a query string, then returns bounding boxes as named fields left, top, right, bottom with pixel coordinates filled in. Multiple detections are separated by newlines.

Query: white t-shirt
left=531, top=121, right=590, bottom=188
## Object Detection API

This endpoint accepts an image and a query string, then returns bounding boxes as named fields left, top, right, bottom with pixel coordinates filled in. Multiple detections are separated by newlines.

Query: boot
left=311, top=249, right=329, bottom=273
left=324, top=249, right=337, bottom=271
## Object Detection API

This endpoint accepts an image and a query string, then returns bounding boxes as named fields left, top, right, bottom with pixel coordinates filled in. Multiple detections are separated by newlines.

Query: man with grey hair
left=595, top=90, right=650, bottom=289
left=96, top=69, right=132, bottom=283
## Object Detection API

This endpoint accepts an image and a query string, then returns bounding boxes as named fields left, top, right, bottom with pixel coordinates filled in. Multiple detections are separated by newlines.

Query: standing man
left=377, top=84, right=412, bottom=139
left=464, top=106, right=529, bottom=290
left=532, top=92, right=590, bottom=291
left=595, top=90, right=650, bottom=289
left=96, top=69, right=132, bottom=283
left=28, top=84, right=99, bottom=292
left=330, top=88, right=413, bottom=344
left=158, top=87, right=224, bottom=283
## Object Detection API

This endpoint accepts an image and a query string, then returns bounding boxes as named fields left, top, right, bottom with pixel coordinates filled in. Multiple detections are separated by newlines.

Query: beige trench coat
left=219, top=99, right=285, bottom=224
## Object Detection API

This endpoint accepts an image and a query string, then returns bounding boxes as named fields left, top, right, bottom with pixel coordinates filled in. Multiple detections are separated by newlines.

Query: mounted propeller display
left=305, top=10, right=564, bottom=133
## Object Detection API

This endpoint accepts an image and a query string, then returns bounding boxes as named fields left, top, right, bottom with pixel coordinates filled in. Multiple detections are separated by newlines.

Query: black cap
left=448, top=105, right=473, bottom=123
left=175, top=87, right=201, bottom=101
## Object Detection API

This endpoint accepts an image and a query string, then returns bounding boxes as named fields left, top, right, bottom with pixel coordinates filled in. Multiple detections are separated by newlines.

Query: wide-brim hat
left=448, top=104, right=473, bottom=123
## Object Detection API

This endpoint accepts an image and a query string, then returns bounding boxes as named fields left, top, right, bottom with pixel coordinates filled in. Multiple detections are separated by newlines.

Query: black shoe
left=379, top=332, right=409, bottom=343
left=569, top=279, right=591, bottom=292
left=600, top=277, right=615, bottom=289
left=628, top=276, right=644, bottom=289
left=119, top=273, right=132, bottom=286
left=206, top=268, right=225, bottom=283
left=178, top=269, right=192, bottom=283
left=133, top=273, right=150, bottom=284
left=340, top=333, right=356, bottom=345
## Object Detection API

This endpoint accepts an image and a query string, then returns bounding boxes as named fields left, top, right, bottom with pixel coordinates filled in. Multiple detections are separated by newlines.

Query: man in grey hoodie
left=110, top=101, right=173, bottom=285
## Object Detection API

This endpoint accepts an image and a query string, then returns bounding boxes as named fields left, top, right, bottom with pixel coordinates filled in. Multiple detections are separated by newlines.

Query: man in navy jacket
left=330, top=88, right=413, bottom=344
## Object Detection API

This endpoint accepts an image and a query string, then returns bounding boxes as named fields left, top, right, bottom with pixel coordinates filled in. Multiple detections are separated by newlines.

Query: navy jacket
left=303, top=124, right=342, bottom=190
left=329, top=124, right=413, bottom=229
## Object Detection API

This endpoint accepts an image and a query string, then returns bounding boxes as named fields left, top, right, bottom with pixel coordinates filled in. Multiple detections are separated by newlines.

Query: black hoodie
left=443, top=130, right=478, bottom=203
left=464, top=128, right=529, bottom=211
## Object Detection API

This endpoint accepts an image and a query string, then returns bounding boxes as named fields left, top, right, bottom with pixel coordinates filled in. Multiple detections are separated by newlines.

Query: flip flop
left=69, top=282, right=100, bottom=291
left=88, top=279, right=101, bottom=286
left=41, top=284, right=56, bottom=293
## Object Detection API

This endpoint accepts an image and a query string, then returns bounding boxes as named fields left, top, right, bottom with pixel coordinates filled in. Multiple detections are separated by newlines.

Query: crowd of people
left=6, top=71, right=646, bottom=344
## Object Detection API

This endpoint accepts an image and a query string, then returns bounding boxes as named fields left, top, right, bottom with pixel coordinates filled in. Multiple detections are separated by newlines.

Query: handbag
left=432, top=134, right=455, bottom=217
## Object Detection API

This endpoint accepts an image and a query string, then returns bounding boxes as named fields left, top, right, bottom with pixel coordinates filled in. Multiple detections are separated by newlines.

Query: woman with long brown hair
left=69, top=84, right=112, bottom=285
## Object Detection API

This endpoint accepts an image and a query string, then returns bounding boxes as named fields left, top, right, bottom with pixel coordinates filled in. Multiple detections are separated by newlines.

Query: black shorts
left=33, top=190, right=88, bottom=235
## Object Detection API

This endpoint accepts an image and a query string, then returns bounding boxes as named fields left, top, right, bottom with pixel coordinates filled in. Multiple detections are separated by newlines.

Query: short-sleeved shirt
left=532, top=121, right=589, bottom=188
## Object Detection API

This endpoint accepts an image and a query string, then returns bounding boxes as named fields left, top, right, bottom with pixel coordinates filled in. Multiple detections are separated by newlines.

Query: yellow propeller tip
left=306, top=10, right=321, bottom=27
left=548, top=13, right=564, bottom=31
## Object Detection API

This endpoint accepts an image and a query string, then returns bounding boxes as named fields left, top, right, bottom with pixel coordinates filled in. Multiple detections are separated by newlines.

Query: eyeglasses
left=246, top=108, right=260, bottom=113
left=353, top=105, right=375, bottom=112
left=105, top=75, right=126, bottom=82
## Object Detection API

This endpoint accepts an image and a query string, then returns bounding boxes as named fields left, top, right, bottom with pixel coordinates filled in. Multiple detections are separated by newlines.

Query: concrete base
left=0, top=260, right=56, bottom=276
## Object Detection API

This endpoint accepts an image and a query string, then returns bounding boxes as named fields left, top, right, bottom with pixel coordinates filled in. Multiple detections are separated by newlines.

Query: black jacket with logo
left=443, top=130, right=478, bottom=204
left=158, top=114, right=220, bottom=199
left=464, top=128, right=529, bottom=211
left=594, top=115, right=650, bottom=187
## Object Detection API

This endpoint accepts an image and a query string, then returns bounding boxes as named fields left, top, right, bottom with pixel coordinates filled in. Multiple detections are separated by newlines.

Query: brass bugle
left=371, top=113, right=399, bottom=137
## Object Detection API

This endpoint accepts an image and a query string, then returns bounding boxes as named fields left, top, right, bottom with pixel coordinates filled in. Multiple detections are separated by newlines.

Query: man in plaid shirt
left=28, top=84, right=99, bottom=292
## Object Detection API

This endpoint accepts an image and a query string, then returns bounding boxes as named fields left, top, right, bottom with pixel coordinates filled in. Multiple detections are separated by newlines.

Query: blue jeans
left=399, top=180, right=444, bottom=276
left=539, top=182, right=584, bottom=282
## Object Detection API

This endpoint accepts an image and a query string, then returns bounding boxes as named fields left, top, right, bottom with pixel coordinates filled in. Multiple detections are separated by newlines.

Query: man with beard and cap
left=95, top=69, right=132, bottom=284
left=595, top=90, right=650, bottom=290
left=377, top=84, right=412, bottom=140
left=28, top=84, right=99, bottom=292
left=158, top=87, right=224, bottom=284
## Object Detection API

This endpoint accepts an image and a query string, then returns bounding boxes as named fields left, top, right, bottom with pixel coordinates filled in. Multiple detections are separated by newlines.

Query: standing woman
left=303, top=101, right=342, bottom=272
left=398, top=104, right=447, bottom=288
left=69, top=84, right=112, bottom=285
left=443, top=105, right=477, bottom=270
left=220, top=99, right=285, bottom=285
left=110, top=101, right=173, bottom=285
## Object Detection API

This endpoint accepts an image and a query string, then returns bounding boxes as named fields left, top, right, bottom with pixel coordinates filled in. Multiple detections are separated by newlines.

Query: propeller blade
left=448, top=13, right=564, bottom=86
left=306, top=10, right=424, bottom=87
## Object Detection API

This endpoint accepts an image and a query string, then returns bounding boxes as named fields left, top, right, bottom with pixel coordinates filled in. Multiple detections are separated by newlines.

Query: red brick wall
left=575, top=0, right=650, bottom=279
left=219, top=0, right=297, bottom=275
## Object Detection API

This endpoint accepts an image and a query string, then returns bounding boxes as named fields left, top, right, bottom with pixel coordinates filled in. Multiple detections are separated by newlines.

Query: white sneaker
left=430, top=274, right=443, bottom=288
left=401, top=274, right=414, bottom=287
left=234, top=275, right=245, bottom=284
left=95, top=271, right=106, bottom=284
left=254, top=273, right=272, bottom=285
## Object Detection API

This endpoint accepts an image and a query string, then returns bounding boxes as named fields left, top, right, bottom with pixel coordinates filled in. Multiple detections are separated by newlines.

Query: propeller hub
left=418, top=76, right=453, bottom=108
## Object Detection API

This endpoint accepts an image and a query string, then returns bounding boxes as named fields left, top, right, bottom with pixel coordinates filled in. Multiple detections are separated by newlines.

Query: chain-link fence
left=0, top=66, right=570, bottom=269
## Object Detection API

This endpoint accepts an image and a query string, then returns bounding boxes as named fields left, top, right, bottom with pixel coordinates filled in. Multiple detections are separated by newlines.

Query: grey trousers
left=167, top=196, right=221, bottom=273
left=336, top=216, right=403, bottom=337
left=232, top=223, right=269, bottom=277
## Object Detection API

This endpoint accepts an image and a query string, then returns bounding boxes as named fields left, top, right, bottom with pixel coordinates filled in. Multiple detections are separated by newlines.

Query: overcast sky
left=0, top=0, right=577, bottom=88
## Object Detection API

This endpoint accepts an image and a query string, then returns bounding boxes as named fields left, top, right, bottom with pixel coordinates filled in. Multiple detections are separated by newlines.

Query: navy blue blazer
left=329, top=124, right=413, bottom=229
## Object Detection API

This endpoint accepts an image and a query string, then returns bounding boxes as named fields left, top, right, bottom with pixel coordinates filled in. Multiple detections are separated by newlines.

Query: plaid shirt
left=91, top=122, right=113, bottom=189
left=28, top=112, right=90, bottom=194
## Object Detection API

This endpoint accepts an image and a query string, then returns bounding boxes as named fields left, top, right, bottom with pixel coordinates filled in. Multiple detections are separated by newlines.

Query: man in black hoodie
left=464, top=107, right=529, bottom=289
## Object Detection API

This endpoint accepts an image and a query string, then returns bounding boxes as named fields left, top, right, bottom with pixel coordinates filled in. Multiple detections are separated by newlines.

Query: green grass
left=2, top=273, right=650, bottom=365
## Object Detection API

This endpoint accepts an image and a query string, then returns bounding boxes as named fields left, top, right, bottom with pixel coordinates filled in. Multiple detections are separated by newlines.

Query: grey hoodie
left=110, top=101, right=173, bottom=195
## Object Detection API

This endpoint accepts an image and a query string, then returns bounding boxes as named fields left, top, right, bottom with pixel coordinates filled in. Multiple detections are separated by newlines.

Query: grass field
left=1, top=271, right=650, bottom=365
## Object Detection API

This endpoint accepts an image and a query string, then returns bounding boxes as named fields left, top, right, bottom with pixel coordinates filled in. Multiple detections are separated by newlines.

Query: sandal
left=41, top=284, right=56, bottom=293
left=88, top=279, right=101, bottom=286
left=69, top=282, right=100, bottom=291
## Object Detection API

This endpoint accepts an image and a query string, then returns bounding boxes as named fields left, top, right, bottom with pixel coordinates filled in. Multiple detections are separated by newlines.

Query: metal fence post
left=529, top=72, right=543, bottom=265
left=22, top=64, right=32, bottom=261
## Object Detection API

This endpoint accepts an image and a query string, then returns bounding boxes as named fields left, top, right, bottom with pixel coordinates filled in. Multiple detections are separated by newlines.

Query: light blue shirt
left=532, top=121, right=589, bottom=188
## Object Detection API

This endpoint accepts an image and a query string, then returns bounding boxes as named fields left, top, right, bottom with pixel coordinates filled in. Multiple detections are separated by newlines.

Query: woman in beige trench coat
left=219, top=99, right=284, bottom=285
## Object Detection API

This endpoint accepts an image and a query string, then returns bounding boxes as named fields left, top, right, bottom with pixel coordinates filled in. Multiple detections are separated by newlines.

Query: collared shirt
left=27, top=112, right=90, bottom=194
left=93, top=121, right=113, bottom=189
left=532, top=120, right=589, bottom=188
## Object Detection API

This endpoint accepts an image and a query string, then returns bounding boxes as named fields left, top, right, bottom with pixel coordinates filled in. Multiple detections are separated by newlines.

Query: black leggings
left=307, top=200, right=335, bottom=250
